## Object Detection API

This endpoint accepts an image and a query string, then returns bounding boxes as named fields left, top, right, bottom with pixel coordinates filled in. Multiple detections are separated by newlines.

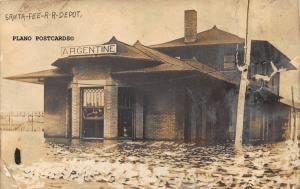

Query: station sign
left=61, top=44, right=117, bottom=57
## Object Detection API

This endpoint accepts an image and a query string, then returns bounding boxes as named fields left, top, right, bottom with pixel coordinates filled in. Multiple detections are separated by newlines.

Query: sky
left=0, top=0, right=299, bottom=112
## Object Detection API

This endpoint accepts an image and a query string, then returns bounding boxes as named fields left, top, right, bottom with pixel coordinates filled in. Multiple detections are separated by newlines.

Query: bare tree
left=252, top=61, right=286, bottom=82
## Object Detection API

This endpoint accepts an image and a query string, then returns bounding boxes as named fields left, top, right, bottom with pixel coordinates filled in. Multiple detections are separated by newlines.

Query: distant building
left=6, top=10, right=296, bottom=144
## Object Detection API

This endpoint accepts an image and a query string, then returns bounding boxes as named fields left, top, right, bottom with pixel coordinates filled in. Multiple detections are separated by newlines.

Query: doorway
left=184, top=94, right=192, bottom=142
left=81, top=87, right=104, bottom=139
left=118, top=87, right=134, bottom=138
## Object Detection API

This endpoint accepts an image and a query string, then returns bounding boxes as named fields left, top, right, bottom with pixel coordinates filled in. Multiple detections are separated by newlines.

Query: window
left=81, top=87, right=104, bottom=138
left=223, top=55, right=235, bottom=70
left=82, top=88, right=104, bottom=120
left=82, top=88, right=104, bottom=107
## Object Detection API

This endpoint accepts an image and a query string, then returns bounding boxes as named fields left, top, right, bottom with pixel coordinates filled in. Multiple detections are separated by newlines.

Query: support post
left=291, top=86, right=297, bottom=141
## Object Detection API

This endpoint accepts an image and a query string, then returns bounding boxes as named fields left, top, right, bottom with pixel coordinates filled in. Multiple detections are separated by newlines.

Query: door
left=195, top=105, right=202, bottom=143
left=184, top=94, right=192, bottom=142
left=81, top=87, right=104, bottom=138
left=118, top=87, right=134, bottom=138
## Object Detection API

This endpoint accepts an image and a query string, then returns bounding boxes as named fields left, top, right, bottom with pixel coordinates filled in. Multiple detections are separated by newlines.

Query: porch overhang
left=280, top=98, right=300, bottom=111
left=3, top=68, right=72, bottom=84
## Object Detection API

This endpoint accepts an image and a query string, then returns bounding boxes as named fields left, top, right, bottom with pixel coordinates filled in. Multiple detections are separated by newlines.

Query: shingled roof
left=112, top=63, right=193, bottom=74
left=6, top=38, right=237, bottom=85
left=113, top=41, right=236, bottom=85
left=4, top=68, right=71, bottom=84
left=134, top=41, right=192, bottom=69
left=52, top=36, right=156, bottom=67
left=183, top=58, right=237, bottom=85
left=151, top=26, right=244, bottom=49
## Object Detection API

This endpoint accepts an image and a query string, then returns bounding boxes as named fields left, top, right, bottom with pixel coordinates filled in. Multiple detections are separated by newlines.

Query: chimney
left=184, top=10, right=197, bottom=43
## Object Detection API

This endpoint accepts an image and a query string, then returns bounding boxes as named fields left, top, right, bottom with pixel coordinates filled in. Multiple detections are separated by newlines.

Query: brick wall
left=175, top=87, right=185, bottom=140
left=143, top=86, right=178, bottom=140
left=184, top=10, right=197, bottom=43
left=146, top=113, right=176, bottom=140
left=69, top=80, right=119, bottom=139
left=71, top=83, right=80, bottom=138
left=134, top=89, right=144, bottom=139
left=104, top=85, right=118, bottom=138
left=71, top=64, right=117, bottom=139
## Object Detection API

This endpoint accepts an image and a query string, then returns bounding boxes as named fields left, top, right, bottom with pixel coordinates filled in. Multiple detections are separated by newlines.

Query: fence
left=0, top=112, right=44, bottom=131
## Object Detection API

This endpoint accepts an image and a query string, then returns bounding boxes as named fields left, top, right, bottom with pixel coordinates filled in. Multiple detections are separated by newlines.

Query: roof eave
left=4, top=75, right=71, bottom=84
left=151, top=40, right=245, bottom=49
left=51, top=55, right=156, bottom=67
left=4, top=77, right=44, bottom=84
left=112, top=69, right=195, bottom=75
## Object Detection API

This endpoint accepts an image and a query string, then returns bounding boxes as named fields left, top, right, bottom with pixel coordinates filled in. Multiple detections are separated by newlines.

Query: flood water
left=1, top=131, right=300, bottom=189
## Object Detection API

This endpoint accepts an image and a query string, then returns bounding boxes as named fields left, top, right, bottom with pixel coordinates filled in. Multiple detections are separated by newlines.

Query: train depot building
left=6, top=10, right=296, bottom=144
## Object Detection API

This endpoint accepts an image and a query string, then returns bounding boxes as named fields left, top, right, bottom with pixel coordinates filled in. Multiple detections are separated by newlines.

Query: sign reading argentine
left=61, top=44, right=117, bottom=57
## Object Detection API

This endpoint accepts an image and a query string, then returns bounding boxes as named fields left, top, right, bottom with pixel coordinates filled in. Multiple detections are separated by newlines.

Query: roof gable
left=151, top=26, right=245, bottom=48
left=251, top=40, right=296, bottom=70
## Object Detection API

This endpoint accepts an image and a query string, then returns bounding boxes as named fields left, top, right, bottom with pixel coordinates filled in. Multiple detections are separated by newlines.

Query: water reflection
left=2, top=131, right=300, bottom=189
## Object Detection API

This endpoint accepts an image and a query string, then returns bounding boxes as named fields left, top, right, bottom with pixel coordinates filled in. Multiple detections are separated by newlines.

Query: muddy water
left=0, top=131, right=45, bottom=165
left=1, top=131, right=300, bottom=189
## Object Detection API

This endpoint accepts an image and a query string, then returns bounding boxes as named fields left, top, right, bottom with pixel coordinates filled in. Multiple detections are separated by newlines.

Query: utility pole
left=235, top=0, right=251, bottom=147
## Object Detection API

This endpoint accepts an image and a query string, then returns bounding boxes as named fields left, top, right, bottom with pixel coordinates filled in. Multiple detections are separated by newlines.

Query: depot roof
left=113, top=41, right=236, bottom=85
left=52, top=36, right=157, bottom=67
left=5, top=40, right=237, bottom=85
left=150, top=26, right=245, bottom=49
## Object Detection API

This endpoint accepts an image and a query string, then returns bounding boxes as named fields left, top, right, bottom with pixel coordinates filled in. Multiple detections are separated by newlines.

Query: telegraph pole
left=235, top=0, right=251, bottom=147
